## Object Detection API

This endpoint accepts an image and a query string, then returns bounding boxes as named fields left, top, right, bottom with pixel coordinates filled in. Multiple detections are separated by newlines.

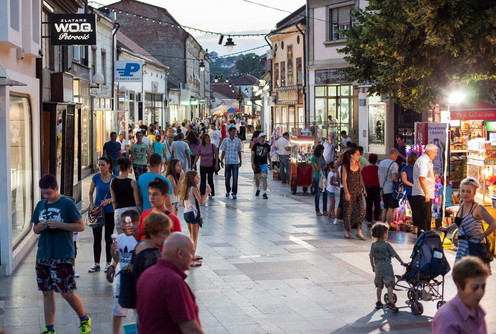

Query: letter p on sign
left=115, top=61, right=143, bottom=82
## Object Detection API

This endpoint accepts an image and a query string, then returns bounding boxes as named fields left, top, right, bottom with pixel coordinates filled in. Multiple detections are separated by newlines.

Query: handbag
left=87, top=204, right=105, bottom=228
left=463, top=220, right=493, bottom=263
left=211, top=144, right=220, bottom=172
left=118, top=251, right=137, bottom=309
left=319, top=171, right=327, bottom=192
left=183, top=192, right=203, bottom=227
left=86, top=188, right=110, bottom=228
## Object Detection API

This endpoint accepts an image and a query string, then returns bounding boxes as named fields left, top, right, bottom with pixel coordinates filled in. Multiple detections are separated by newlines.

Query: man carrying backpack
left=378, top=148, right=399, bottom=225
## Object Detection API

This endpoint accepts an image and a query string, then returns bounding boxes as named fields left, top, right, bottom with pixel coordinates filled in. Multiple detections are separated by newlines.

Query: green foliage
left=235, top=53, right=265, bottom=78
left=340, top=0, right=496, bottom=110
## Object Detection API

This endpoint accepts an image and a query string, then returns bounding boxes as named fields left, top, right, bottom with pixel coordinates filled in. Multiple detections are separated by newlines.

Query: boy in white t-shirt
left=326, top=162, right=340, bottom=224
left=111, top=210, right=140, bottom=334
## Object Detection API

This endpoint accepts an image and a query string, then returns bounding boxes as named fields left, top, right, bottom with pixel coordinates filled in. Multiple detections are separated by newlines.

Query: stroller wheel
left=436, top=301, right=446, bottom=310
left=410, top=301, right=423, bottom=315
left=383, top=293, right=397, bottom=304
left=407, top=288, right=417, bottom=301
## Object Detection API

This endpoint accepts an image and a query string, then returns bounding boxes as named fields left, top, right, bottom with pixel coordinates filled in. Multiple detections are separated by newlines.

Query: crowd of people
left=22, top=118, right=496, bottom=333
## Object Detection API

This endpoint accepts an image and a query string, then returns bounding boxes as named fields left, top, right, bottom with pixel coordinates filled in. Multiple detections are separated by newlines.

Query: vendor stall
left=289, top=136, right=315, bottom=194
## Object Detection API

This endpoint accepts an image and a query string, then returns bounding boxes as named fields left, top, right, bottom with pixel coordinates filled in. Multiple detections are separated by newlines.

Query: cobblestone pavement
left=1, top=150, right=496, bottom=333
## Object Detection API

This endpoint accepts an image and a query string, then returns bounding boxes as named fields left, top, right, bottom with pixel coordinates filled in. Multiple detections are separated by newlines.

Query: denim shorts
left=327, top=191, right=335, bottom=198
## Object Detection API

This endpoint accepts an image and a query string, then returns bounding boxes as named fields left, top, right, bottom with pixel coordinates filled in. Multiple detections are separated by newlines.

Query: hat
left=259, top=133, right=267, bottom=137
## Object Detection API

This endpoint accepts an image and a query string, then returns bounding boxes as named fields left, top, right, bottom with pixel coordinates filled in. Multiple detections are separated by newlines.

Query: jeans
left=225, top=164, right=239, bottom=195
left=200, top=165, right=215, bottom=196
left=365, top=186, right=381, bottom=222
left=278, top=154, right=290, bottom=182
left=313, top=178, right=327, bottom=213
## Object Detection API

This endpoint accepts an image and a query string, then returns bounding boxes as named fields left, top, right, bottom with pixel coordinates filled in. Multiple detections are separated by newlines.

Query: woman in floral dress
left=342, top=148, right=367, bottom=240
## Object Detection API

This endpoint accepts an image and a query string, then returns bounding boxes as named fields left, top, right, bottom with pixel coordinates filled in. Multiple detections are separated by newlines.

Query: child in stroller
left=369, top=223, right=407, bottom=311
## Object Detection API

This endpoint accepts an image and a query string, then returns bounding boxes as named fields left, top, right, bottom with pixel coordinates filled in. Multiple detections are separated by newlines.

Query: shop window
left=329, top=6, right=352, bottom=41
left=10, top=95, right=33, bottom=243
left=368, top=103, right=386, bottom=146
left=314, top=85, right=353, bottom=136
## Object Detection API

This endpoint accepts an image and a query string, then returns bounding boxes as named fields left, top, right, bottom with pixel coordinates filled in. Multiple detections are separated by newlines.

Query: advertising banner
left=115, top=61, right=143, bottom=82
left=51, top=14, right=96, bottom=45
left=415, top=122, right=447, bottom=175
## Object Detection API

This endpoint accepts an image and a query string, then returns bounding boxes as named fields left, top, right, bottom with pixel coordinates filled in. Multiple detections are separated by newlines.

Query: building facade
left=269, top=6, right=306, bottom=135
left=308, top=0, right=394, bottom=153
left=0, top=0, right=42, bottom=275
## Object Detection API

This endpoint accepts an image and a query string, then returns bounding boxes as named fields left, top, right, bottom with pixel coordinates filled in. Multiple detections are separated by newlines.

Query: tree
left=235, top=53, right=265, bottom=78
left=340, top=0, right=496, bottom=110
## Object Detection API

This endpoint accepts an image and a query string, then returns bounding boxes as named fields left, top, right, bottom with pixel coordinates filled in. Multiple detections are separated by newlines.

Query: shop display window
left=314, top=85, right=353, bottom=137
left=10, top=95, right=33, bottom=243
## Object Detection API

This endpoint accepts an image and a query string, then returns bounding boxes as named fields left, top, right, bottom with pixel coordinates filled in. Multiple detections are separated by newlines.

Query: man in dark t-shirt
left=395, top=134, right=407, bottom=168
left=251, top=133, right=271, bottom=199
left=103, top=132, right=122, bottom=175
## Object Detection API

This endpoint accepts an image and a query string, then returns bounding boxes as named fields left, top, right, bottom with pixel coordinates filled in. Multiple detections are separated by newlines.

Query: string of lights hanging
left=89, top=1, right=300, bottom=52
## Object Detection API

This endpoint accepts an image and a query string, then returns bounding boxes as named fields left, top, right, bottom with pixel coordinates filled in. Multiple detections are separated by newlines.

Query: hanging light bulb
left=224, top=37, right=236, bottom=52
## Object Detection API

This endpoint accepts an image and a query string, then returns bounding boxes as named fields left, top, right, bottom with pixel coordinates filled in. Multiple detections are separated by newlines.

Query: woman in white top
left=180, top=170, right=210, bottom=267
left=165, top=159, right=184, bottom=215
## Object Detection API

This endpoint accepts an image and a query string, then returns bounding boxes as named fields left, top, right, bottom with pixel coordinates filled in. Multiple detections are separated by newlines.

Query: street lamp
left=237, top=87, right=243, bottom=113
left=441, top=90, right=465, bottom=225
left=199, top=60, right=205, bottom=72
left=224, top=37, right=236, bottom=52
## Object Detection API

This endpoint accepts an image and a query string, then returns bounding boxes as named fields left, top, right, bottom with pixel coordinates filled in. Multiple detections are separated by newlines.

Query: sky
left=94, top=0, right=305, bottom=57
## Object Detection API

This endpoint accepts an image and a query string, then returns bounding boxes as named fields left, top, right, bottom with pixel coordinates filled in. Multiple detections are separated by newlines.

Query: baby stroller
left=390, top=230, right=451, bottom=315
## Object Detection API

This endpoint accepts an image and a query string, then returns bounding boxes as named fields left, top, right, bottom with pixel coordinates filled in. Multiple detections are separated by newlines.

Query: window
left=368, top=95, right=386, bottom=146
left=10, top=95, right=33, bottom=244
left=296, top=57, right=303, bottom=85
left=314, top=84, right=353, bottom=136
left=274, top=63, right=279, bottom=88
left=329, top=6, right=352, bottom=41
left=101, top=50, right=107, bottom=84
left=10, top=0, right=20, bottom=31
left=281, top=61, right=286, bottom=87
left=287, top=45, right=293, bottom=86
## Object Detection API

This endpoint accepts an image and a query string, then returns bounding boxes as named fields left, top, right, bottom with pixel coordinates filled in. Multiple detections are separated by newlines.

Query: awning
left=0, top=65, right=27, bottom=87
left=450, top=100, right=496, bottom=120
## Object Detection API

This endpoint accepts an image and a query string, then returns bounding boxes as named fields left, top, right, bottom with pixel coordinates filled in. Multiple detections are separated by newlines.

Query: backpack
left=392, top=180, right=405, bottom=201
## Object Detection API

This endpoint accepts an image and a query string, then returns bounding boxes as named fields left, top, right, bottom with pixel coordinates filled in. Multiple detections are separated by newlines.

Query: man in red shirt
left=137, top=232, right=203, bottom=334
left=137, top=178, right=182, bottom=241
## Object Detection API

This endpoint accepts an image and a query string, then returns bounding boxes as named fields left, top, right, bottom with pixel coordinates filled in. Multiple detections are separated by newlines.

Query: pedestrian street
left=1, top=151, right=496, bottom=333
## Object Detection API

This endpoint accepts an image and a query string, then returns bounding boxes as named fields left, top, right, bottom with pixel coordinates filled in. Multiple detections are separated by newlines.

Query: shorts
left=374, top=276, right=395, bottom=289
left=114, top=282, right=129, bottom=317
left=327, top=191, right=335, bottom=198
left=254, top=164, right=268, bottom=180
left=383, top=193, right=399, bottom=209
left=114, top=206, right=140, bottom=229
left=36, top=258, right=76, bottom=294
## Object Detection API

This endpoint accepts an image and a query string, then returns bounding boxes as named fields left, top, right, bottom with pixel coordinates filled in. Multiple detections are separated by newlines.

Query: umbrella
left=210, top=105, right=228, bottom=114
left=227, top=107, right=240, bottom=114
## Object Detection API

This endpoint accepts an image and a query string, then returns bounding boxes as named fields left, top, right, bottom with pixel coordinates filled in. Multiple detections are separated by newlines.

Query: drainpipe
left=111, top=22, right=120, bottom=111
left=295, top=20, right=306, bottom=130
left=304, top=5, right=310, bottom=129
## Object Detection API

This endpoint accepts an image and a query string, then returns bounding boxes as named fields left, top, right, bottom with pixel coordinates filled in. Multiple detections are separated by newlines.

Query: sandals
left=191, top=260, right=203, bottom=267
left=356, top=235, right=367, bottom=241
left=344, top=233, right=353, bottom=239
left=194, top=256, right=203, bottom=261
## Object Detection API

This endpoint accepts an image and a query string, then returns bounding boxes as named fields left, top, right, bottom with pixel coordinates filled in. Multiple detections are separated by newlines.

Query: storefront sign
left=276, top=88, right=299, bottom=105
left=51, top=14, right=96, bottom=45
left=115, top=61, right=143, bottom=82
left=451, top=110, right=496, bottom=121
left=415, top=122, right=448, bottom=175
left=315, top=68, right=349, bottom=84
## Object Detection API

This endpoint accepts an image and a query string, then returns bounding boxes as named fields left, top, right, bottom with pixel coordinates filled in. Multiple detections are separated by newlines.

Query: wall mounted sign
left=315, top=68, right=349, bottom=84
left=115, top=61, right=143, bottom=82
left=51, top=14, right=96, bottom=45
